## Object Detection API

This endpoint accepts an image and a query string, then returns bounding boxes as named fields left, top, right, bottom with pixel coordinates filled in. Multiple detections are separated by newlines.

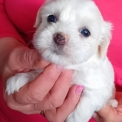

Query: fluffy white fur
left=6, top=0, right=118, bottom=122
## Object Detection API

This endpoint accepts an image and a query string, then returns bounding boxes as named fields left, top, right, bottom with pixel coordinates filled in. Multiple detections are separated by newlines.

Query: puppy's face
left=33, top=0, right=111, bottom=67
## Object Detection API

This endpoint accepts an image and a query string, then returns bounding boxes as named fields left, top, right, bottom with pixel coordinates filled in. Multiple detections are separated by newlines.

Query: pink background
left=0, top=0, right=122, bottom=122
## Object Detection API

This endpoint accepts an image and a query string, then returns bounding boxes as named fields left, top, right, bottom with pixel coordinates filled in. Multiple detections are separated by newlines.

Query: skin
left=0, top=37, right=122, bottom=122
left=96, top=92, right=122, bottom=122
left=0, top=37, right=83, bottom=122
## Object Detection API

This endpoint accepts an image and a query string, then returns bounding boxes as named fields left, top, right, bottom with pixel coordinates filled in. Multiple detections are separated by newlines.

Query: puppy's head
left=33, top=0, right=112, bottom=67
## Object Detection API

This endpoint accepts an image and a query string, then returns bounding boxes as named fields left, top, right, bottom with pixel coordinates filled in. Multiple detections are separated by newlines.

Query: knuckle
left=27, top=83, right=46, bottom=102
left=29, top=103, right=38, bottom=113
left=46, top=74, right=57, bottom=83
left=21, top=104, right=39, bottom=114
left=54, top=116, right=63, bottom=122
left=24, top=49, right=35, bottom=67
left=49, top=101, right=56, bottom=109
left=63, top=75, right=70, bottom=81
left=62, top=71, right=73, bottom=81
left=21, top=48, right=39, bottom=69
left=49, top=97, right=64, bottom=109
left=55, top=99, right=64, bottom=107
left=23, top=104, right=40, bottom=114
left=49, top=115, right=63, bottom=122
left=28, top=90, right=45, bottom=102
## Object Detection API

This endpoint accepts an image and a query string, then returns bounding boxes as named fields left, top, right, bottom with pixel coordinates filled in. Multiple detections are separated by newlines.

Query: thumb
left=96, top=104, right=115, bottom=122
left=9, top=46, right=49, bottom=70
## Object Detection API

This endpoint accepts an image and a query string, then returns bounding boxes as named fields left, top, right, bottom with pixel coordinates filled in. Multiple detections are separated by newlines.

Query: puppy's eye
left=47, top=15, right=57, bottom=23
left=80, top=28, right=91, bottom=37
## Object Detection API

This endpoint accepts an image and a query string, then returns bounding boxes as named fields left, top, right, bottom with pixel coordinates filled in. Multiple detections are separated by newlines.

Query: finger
left=27, top=70, right=73, bottom=111
left=97, top=104, right=115, bottom=121
left=45, top=85, right=83, bottom=122
left=34, top=58, right=49, bottom=69
left=19, top=47, right=49, bottom=69
left=98, top=91, right=122, bottom=119
left=45, top=70, right=73, bottom=109
left=10, top=47, right=49, bottom=70
left=57, top=85, right=83, bottom=121
left=5, top=94, right=40, bottom=114
left=11, top=64, right=63, bottom=104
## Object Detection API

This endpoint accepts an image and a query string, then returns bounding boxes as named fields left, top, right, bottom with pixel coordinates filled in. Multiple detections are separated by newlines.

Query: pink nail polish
left=75, top=85, right=84, bottom=95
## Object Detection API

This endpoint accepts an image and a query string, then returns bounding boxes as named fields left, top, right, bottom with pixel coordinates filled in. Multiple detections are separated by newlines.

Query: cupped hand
left=96, top=92, right=122, bottom=122
left=1, top=38, right=83, bottom=122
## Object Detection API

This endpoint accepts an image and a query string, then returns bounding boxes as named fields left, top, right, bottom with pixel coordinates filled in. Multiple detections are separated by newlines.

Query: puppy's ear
left=34, top=0, right=54, bottom=28
left=98, top=22, right=112, bottom=59
left=34, top=8, right=42, bottom=28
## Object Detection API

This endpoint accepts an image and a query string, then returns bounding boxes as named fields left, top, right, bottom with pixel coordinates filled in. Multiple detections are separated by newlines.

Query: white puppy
left=6, top=0, right=117, bottom=122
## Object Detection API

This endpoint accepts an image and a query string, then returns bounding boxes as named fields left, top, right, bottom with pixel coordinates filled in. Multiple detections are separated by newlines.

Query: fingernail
left=75, top=85, right=84, bottom=95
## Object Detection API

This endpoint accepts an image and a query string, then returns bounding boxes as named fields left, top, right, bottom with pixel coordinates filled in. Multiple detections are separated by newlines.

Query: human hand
left=96, top=92, right=122, bottom=122
left=5, top=64, right=83, bottom=122
left=1, top=37, right=83, bottom=122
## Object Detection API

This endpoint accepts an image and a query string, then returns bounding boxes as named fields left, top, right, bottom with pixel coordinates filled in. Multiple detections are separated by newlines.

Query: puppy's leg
left=66, top=96, right=97, bottom=122
left=6, top=70, right=40, bottom=95
left=107, top=86, right=118, bottom=107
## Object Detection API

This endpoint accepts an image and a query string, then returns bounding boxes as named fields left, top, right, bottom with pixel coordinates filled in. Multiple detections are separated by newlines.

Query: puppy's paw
left=108, top=99, right=118, bottom=108
left=6, top=73, right=31, bottom=95
left=66, top=113, right=86, bottom=122
left=66, top=117, right=76, bottom=122
left=66, top=117, right=86, bottom=122
left=6, top=70, right=41, bottom=95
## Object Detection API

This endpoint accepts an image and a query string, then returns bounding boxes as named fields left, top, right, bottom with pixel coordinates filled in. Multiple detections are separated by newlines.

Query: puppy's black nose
left=53, top=32, right=68, bottom=46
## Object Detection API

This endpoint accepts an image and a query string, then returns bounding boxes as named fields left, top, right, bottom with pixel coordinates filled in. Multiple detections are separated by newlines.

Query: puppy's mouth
left=52, top=49, right=62, bottom=55
left=51, top=45, right=65, bottom=56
